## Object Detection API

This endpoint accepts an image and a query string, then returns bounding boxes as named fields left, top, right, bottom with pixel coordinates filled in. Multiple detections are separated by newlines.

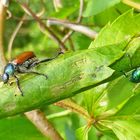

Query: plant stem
left=48, top=19, right=97, bottom=39
left=122, top=0, right=140, bottom=10
left=54, top=99, right=91, bottom=121
left=62, top=0, right=84, bottom=43
left=47, top=110, right=72, bottom=119
left=8, top=14, right=26, bottom=60
left=25, top=109, right=63, bottom=140
left=0, top=1, right=7, bottom=72
left=53, top=0, right=62, bottom=11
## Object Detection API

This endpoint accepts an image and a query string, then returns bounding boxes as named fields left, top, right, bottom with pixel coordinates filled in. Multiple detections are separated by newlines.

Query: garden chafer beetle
left=1, top=51, right=62, bottom=96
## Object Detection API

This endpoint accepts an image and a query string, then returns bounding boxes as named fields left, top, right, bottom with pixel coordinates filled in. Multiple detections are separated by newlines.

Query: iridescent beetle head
left=1, top=63, right=15, bottom=84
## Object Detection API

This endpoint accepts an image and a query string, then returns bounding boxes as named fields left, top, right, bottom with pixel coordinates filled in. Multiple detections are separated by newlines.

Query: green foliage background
left=1, top=0, right=140, bottom=140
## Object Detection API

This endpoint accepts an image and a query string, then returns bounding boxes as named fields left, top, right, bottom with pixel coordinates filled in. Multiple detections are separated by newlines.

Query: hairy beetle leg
left=14, top=74, right=24, bottom=96
left=21, top=70, right=48, bottom=79
left=30, top=51, right=63, bottom=68
left=28, top=71, right=48, bottom=79
left=30, top=58, right=53, bottom=67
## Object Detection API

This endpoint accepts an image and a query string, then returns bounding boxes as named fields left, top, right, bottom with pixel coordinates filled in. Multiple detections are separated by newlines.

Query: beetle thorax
left=4, top=63, right=15, bottom=76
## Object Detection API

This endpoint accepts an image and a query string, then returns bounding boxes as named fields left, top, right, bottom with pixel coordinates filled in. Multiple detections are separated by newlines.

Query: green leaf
left=94, top=67, right=140, bottom=140
left=100, top=135, right=117, bottom=140
left=82, top=9, right=140, bottom=140
left=84, top=38, right=140, bottom=117
left=0, top=116, right=47, bottom=140
left=93, top=58, right=140, bottom=140
left=84, top=83, right=108, bottom=116
left=89, top=10, right=140, bottom=48
left=94, top=3, right=131, bottom=26
left=110, top=37, right=140, bottom=74
left=106, top=77, right=135, bottom=110
left=88, top=126, right=98, bottom=140
left=83, top=0, right=120, bottom=17
left=94, top=7, right=121, bottom=26
left=83, top=39, right=140, bottom=117
left=72, top=33, right=92, bottom=50
left=0, top=43, right=125, bottom=118
left=116, top=93, right=140, bottom=116
left=96, top=93, right=140, bottom=139
left=86, top=25, right=140, bottom=139
left=51, top=6, right=78, bottom=19
left=99, top=119, right=140, bottom=140
left=76, top=125, right=91, bottom=140
left=92, top=44, right=140, bottom=139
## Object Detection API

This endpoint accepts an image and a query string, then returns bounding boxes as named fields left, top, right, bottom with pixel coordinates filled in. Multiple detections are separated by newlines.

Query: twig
left=62, top=30, right=73, bottom=43
left=8, top=14, right=26, bottom=60
left=47, top=19, right=97, bottom=39
left=25, top=110, right=63, bottom=140
left=68, top=38, right=75, bottom=51
left=0, top=0, right=7, bottom=73
left=122, top=0, right=140, bottom=10
left=10, top=15, right=95, bottom=25
left=6, top=9, right=12, bottom=19
left=77, top=0, right=84, bottom=23
left=47, top=110, right=72, bottom=119
left=53, top=0, right=62, bottom=11
left=62, top=0, right=84, bottom=43
left=54, top=99, right=91, bottom=121
left=8, top=15, right=96, bottom=27
left=16, top=0, right=67, bottom=52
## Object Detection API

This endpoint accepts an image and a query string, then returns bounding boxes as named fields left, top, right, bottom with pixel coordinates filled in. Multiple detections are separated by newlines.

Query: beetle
left=1, top=51, right=62, bottom=96
left=130, top=68, right=140, bottom=83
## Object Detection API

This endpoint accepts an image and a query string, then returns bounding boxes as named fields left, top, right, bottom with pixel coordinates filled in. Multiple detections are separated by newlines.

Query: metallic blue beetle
left=130, top=68, right=140, bottom=83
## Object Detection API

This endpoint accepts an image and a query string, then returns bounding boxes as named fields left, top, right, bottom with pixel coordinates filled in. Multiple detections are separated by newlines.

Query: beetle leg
left=13, top=74, right=24, bottom=96
left=38, top=51, right=63, bottom=64
left=30, top=51, right=63, bottom=67
left=21, top=70, right=48, bottom=79
left=31, top=71, right=48, bottom=79
left=30, top=58, right=54, bottom=67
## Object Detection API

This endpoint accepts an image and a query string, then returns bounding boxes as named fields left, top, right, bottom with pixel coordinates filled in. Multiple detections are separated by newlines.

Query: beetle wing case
left=12, top=51, right=36, bottom=65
